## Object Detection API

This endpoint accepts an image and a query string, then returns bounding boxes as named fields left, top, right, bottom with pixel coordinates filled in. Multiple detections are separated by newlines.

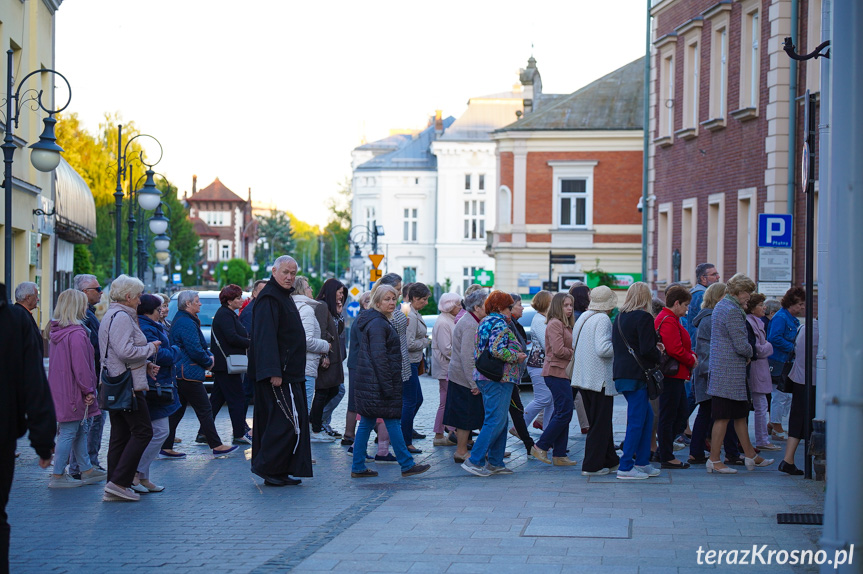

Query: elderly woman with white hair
left=431, top=292, right=461, bottom=446
left=98, top=275, right=160, bottom=501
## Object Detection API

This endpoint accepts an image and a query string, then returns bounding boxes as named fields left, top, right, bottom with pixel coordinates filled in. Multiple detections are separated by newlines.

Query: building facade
left=646, top=0, right=821, bottom=293
left=184, top=176, right=256, bottom=268
left=487, top=59, right=645, bottom=294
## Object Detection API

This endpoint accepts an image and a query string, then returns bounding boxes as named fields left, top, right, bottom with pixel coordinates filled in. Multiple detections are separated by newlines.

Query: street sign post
left=473, top=269, right=494, bottom=287
left=369, top=269, right=382, bottom=283
left=172, top=273, right=182, bottom=285
left=368, top=254, right=384, bottom=269
left=348, top=283, right=363, bottom=300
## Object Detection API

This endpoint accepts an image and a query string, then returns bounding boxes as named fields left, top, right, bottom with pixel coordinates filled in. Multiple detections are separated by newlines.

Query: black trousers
left=107, top=392, right=153, bottom=488
left=508, top=385, right=534, bottom=453
left=205, top=371, right=248, bottom=439
left=310, top=386, right=340, bottom=432
left=690, top=399, right=741, bottom=459
left=580, top=388, right=620, bottom=472
left=658, top=378, right=689, bottom=462
left=1, top=440, right=15, bottom=574
left=163, top=379, right=222, bottom=449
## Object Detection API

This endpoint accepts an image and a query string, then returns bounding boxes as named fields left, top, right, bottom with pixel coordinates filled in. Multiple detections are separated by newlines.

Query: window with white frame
left=739, top=1, right=760, bottom=111
left=736, top=190, right=756, bottom=277
left=364, top=206, right=376, bottom=230
left=657, top=203, right=673, bottom=284
left=463, top=200, right=486, bottom=240
left=478, top=174, right=485, bottom=191
left=199, top=211, right=230, bottom=227
left=681, top=199, right=697, bottom=284
left=707, top=192, right=725, bottom=278
left=710, top=24, right=728, bottom=119
left=550, top=161, right=596, bottom=230
left=403, top=267, right=417, bottom=283
left=464, top=174, right=471, bottom=191
left=463, top=266, right=479, bottom=293
left=207, top=239, right=217, bottom=261
left=219, top=241, right=232, bottom=261
left=659, top=52, right=675, bottom=138
left=682, top=36, right=700, bottom=131
left=403, top=208, right=417, bottom=242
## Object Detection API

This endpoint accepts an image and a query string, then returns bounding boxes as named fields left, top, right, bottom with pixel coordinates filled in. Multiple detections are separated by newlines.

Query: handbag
left=769, top=359, right=794, bottom=393
left=655, top=316, right=681, bottom=377
left=98, top=313, right=138, bottom=412
left=212, top=330, right=248, bottom=375
left=617, top=318, right=664, bottom=400
left=475, top=348, right=505, bottom=382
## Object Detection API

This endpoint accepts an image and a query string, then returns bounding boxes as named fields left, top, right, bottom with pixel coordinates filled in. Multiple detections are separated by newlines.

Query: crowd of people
left=1, top=256, right=818, bottom=568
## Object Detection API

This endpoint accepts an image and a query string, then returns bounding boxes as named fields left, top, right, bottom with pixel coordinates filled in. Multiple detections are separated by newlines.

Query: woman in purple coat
left=46, top=290, right=106, bottom=488
left=745, top=294, right=777, bottom=451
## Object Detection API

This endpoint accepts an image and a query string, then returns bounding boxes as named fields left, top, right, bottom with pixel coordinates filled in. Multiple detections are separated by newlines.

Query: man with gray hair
left=69, top=274, right=107, bottom=477
left=686, top=263, right=720, bottom=341
left=247, top=256, right=312, bottom=486
left=13, top=282, right=41, bottom=355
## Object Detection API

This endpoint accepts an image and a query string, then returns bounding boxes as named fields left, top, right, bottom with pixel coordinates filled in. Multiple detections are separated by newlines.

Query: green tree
left=256, top=209, right=294, bottom=265
left=215, top=258, right=253, bottom=288
left=323, top=177, right=352, bottom=280
left=152, top=177, right=201, bottom=286
left=72, top=244, right=93, bottom=275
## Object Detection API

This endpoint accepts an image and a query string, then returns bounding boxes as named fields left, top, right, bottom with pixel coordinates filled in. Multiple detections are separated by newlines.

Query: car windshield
left=167, top=296, right=222, bottom=327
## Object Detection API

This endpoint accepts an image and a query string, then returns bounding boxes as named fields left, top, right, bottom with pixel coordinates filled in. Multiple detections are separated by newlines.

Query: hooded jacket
left=48, top=321, right=100, bottom=422
left=293, top=294, right=329, bottom=378
left=353, top=308, right=403, bottom=419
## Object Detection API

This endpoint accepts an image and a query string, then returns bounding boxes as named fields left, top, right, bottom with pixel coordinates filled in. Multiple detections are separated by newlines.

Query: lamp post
left=3, top=49, right=71, bottom=295
left=112, top=125, right=162, bottom=279
left=127, top=168, right=167, bottom=280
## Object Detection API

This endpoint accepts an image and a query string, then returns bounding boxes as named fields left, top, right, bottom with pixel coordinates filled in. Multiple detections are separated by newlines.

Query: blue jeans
left=536, top=376, right=574, bottom=457
left=322, top=383, right=345, bottom=426
left=684, top=380, right=697, bottom=416
left=69, top=411, right=105, bottom=473
left=469, top=379, right=514, bottom=467
left=401, top=363, right=424, bottom=446
left=352, top=416, right=414, bottom=473
left=619, top=386, right=654, bottom=471
left=304, top=376, right=315, bottom=414
left=55, top=420, right=92, bottom=475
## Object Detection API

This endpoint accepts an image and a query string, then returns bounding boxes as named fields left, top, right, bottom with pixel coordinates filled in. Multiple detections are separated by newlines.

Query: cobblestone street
left=9, top=375, right=824, bottom=573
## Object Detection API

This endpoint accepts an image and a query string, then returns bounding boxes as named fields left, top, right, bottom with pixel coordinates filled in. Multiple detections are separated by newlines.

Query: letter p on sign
left=758, top=214, right=793, bottom=248
left=766, top=218, right=785, bottom=243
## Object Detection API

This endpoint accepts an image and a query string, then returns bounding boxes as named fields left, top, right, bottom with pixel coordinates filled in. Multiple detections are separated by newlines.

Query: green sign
left=474, top=268, right=494, bottom=287
left=585, top=272, right=642, bottom=289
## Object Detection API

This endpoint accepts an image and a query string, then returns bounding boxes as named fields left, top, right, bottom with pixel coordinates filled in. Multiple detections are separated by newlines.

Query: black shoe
left=724, top=455, right=746, bottom=466
left=412, top=430, right=426, bottom=440
left=407, top=445, right=423, bottom=454
left=351, top=469, right=379, bottom=478
left=340, top=438, right=354, bottom=446
left=448, top=431, right=459, bottom=443
left=402, top=463, right=430, bottom=477
left=650, top=451, right=660, bottom=462
left=778, top=460, right=804, bottom=476
left=195, top=434, right=208, bottom=444
left=252, top=470, right=287, bottom=487
left=660, top=460, right=691, bottom=469
left=688, top=455, right=709, bottom=464
left=274, top=474, right=303, bottom=486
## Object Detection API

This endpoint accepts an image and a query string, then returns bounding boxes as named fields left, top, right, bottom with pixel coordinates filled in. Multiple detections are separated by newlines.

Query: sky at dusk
left=56, top=0, right=648, bottom=226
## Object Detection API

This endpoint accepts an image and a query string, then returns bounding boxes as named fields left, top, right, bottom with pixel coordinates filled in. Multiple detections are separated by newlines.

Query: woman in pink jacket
left=744, top=294, right=777, bottom=451
left=47, top=289, right=106, bottom=488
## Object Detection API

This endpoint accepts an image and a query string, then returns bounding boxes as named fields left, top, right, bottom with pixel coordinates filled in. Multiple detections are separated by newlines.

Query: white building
left=350, top=59, right=549, bottom=292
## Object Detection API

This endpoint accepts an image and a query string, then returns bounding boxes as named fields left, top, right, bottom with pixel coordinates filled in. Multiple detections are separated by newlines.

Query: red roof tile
left=190, top=217, right=219, bottom=236
left=187, top=177, right=246, bottom=203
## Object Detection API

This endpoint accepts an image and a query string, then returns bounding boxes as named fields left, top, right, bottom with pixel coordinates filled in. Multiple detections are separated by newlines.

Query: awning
left=54, top=158, right=96, bottom=244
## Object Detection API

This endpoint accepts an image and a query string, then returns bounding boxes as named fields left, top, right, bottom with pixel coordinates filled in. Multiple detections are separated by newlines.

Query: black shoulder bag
left=617, top=318, right=664, bottom=400
left=98, top=312, right=138, bottom=412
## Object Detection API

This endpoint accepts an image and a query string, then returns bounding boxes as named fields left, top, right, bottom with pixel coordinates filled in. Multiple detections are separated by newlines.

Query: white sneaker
left=635, top=464, right=661, bottom=477
left=103, top=481, right=140, bottom=501
left=616, top=468, right=649, bottom=480
left=80, top=468, right=107, bottom=485
left=673, top=441, right=686, bottom=451
left=310, top=431, right=335, bottom=443
left=48, top=474, right=84, bottom=488
left=581, top=468, right=610, bottom=476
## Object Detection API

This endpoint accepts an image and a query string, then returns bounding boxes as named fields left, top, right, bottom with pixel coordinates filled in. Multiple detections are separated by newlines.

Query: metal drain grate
left=777, top=513, right=823, bottom=525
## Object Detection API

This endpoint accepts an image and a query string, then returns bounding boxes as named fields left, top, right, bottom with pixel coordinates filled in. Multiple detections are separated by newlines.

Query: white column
left=512, top=140, right=527, bottom=247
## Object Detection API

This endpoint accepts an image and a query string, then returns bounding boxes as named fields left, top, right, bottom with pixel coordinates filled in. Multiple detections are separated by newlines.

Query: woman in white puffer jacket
left=292, top=276, right=331, bottom=412
left=571, top=286, right=622, bottom=476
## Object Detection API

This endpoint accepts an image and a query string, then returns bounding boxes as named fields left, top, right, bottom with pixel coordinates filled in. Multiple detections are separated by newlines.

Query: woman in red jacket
left=655, top=285, right=698, bottom=469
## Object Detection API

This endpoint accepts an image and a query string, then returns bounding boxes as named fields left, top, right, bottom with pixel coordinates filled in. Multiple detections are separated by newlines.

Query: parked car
left=167, top=290, right=250, bottom=390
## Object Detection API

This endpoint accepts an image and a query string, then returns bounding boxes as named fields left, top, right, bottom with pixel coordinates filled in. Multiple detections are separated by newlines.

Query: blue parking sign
left=758, top=214, right=793, bottom=248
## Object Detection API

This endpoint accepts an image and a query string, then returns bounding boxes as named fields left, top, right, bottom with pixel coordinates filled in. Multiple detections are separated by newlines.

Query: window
left=199, top=211, right=229, bottom=227
left=707, top=193, right=725, bottom=279
left=207, top=239, right=217, bottom=261
left=549, top=161, right=596, bottom=230
left=737, top=189, right=757, bottom=277
left=681, top=199, right=697, bottom=284
left=560, top=180, right=588, bottom=228
left=660, top=53, right=675, bottom=138
left=682, top=37, right=700, bottom=132
left=463, top=266, right=479, bottom=293
left=478, top=174, right=485, bottom=191
left=364, top=206, right=376, bottom=230
left=403, top=208, right=417, bottom=242
left=657, top=203, right=673, bottom=284
left=735, top=1, right=760, bottom=117
left=464, top=174, right=471, bottom=191
left=403, top=267, right=417, bottom=283
left=463, top=200, right=486, bottom=240
left=219, top=241, right=232, bottom=261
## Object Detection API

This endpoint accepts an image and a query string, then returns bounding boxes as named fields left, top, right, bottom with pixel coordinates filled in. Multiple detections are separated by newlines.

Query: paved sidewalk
left=9, top=375, right=824, bottom=573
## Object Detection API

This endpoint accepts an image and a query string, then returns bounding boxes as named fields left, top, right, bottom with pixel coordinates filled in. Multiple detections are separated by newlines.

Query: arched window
left=497, top=186, right=512, bottom=231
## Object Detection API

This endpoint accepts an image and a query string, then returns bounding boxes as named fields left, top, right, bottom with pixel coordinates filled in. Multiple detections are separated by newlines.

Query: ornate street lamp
left=3, top=49, right=71, bottom=294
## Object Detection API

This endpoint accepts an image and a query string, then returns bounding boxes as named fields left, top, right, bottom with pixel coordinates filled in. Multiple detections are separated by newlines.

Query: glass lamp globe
left=155, top=250, right=170, bottom=264
left=153, top=264, right=165, bottom=274
left=186, top=267, right=194, bottom=276
left=174, top=263, right=182, bottom=271
left=149, top=215, right=169, bottom=235
left=29, top=117, right=63, bottom=172
left=153, top=234, right=170, bottom=252
left=137, top=170, right=162, bottom=211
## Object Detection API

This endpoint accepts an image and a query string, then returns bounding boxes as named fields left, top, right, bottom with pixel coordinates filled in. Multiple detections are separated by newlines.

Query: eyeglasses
left=83, top=286, right=102, bottom=293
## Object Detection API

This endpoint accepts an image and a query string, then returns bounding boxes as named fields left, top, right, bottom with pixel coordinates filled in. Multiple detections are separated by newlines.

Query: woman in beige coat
left=403, top=283, right=431, bottom=452
left=99, top=275, right=160, bottom=502
left=431, top=293, right=461, bottom=446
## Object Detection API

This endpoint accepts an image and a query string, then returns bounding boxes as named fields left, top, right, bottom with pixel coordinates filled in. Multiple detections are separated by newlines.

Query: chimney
left=434, top=110, right=443, bottom=136
left=192, top=174, right=197, bottom=195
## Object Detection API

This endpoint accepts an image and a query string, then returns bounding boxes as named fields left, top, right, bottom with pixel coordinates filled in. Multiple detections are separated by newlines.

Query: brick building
left=647, top=0, right=822, bottom=294
left=184, top=176, right=257, bottom=268
left=487, top=58, right=645, bottom=294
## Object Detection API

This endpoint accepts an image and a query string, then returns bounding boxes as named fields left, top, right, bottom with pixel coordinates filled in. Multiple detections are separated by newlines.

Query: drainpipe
left=820, top=1, right=863, bottom=570
left=641, top=0, right=651, bottom=280
left=787, top=0, right=799, bottom=217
